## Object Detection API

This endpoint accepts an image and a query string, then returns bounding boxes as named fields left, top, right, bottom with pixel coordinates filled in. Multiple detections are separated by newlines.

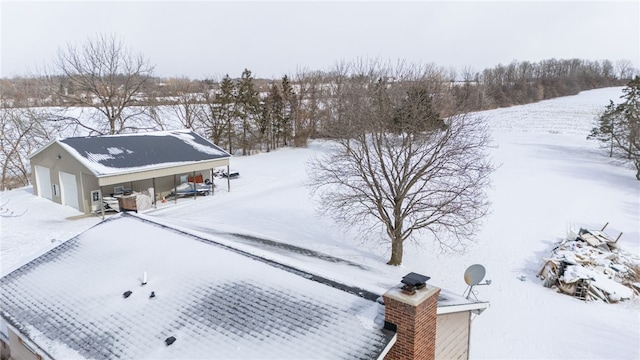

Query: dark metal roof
left=58, top=130, right=229, bottom=174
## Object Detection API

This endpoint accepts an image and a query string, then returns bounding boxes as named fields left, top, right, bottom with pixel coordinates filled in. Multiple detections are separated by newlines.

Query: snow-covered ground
left=1, top=87, right=639, bottom=359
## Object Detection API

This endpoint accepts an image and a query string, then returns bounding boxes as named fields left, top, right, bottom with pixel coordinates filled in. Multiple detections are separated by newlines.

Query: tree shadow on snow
left=520, top=142, right=638, bottom=192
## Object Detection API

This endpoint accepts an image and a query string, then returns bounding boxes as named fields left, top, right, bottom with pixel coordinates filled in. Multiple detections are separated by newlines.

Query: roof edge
left=95, top=157, right=231, bottom=179
left=1, top=315, right=57, bottom=360
left=376, top=333, right=397, bottom=360
left=436, top=300, right=490, bottom=315
left=27, top=138, right=59, bottom=160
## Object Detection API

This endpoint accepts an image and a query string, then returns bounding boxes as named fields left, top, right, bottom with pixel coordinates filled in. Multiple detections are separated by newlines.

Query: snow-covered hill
left=1, top=87, right=638, bottom=359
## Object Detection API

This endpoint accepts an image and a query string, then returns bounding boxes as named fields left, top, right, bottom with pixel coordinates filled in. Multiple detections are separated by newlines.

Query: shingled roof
left=0, top=215, right=395, bottom=359
left=34, top=129, right=230, bottom=177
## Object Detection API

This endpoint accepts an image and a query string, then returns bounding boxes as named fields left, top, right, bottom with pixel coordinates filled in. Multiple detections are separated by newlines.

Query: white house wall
left=81, top=172, right=100, bottom=213
left=7, top=327, right=49, bottom=360
left=435, top=311, right=471, bottom=360
left=30, top=143, right=94, bottom=213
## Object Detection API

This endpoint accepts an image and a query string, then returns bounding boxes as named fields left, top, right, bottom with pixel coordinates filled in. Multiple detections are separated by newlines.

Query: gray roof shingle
left=0, top=216, right=394, bottom=359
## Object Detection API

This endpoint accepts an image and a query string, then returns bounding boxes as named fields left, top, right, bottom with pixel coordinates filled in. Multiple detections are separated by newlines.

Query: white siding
left=435, top=311, right=470, bottom=360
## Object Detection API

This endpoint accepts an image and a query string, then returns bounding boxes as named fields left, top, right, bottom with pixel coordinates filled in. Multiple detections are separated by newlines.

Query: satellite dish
left=463, top=264, right=490, bottom=301
left=464, top=264, right=486, bottom=286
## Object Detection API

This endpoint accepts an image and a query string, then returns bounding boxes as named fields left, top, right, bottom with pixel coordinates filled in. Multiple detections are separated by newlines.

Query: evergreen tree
left=588, top=101, right=620, bottom=157
left=392, top=87, right=445, bottom=134
left=217, top=74, right=237, bottom=154
left=621, top=76, right=640, bottom=126
left=236, top=69, right=260, bottom=155
left=267, top=82, right=284, bottom=148
left=589, top=76, right=640, bottom=179
left=280, top=75, right=296, bottom=146
left=259, top=94, right=272, bottom=152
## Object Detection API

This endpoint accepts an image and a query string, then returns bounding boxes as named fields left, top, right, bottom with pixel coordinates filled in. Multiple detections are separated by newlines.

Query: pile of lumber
left=538, top=223, right=640, bottom=303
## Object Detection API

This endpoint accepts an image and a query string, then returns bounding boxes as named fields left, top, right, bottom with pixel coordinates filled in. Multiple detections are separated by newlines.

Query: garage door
left=59, top=171, right=79, bottom=211
left=34, top=165, right=52, bottom=200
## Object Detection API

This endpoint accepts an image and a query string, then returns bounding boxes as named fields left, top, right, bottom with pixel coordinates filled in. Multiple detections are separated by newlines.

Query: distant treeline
left=0, top=58, right=635, bottom=111
left=451, top=58, right=635, bottom=111
left=0, top=57, right=637, bottom=190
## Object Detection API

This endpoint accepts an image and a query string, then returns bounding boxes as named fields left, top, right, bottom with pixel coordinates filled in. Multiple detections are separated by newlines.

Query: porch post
left=152, top=178, right=157, bottom=209
left=99, top=188, right=105, bottom=220
left=214, top=168, right=216, bottom=196
left=193, top=171, right=196, bottom=200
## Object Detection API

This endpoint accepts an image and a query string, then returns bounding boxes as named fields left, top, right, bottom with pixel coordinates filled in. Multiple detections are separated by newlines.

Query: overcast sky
left=1, top=1, right=639, bottom=79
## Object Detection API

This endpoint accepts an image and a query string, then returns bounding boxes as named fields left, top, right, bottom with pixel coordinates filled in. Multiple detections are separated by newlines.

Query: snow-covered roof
left=36, top=129, right=230, bottom=177
left=0, top=215, right=394, bottom=359
left=437, top=289, right=489, bottom=315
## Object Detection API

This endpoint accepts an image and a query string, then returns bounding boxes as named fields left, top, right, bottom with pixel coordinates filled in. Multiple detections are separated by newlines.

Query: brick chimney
left=383, top=273, right=440, bottom=360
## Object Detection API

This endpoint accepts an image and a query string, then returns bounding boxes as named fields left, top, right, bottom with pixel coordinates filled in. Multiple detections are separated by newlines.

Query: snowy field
left=1, top=87, right=639, bottom=359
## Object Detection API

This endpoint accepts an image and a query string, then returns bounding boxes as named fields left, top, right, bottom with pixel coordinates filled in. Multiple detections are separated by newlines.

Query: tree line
left=450, top=58, right=634, bottom=111
left=1, top=34, right=638, bottom=190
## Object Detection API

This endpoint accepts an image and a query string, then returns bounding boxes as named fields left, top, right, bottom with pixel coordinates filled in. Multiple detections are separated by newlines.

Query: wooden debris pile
left=538, top=223, right=640, bottom=303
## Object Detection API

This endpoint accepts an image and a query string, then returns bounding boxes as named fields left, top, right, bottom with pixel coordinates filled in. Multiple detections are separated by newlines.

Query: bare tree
left=44, top=33, right=155, bottom=135
left=167, top=77, right=203, bottom=130
left=0, top=107, right=70, bottom=190
left=615, top=60, right=636, bottom=80
left=307, top=61, right=494, bottom=265
left=0, top=108, right=34, bottom=190
left=290, top=68, right=326, bottom=143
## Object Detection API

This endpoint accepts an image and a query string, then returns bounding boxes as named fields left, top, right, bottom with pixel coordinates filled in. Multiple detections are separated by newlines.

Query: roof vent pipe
left=142, top=271, right=147, bottom=286
left=165, top=336, right=176, bottom=346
